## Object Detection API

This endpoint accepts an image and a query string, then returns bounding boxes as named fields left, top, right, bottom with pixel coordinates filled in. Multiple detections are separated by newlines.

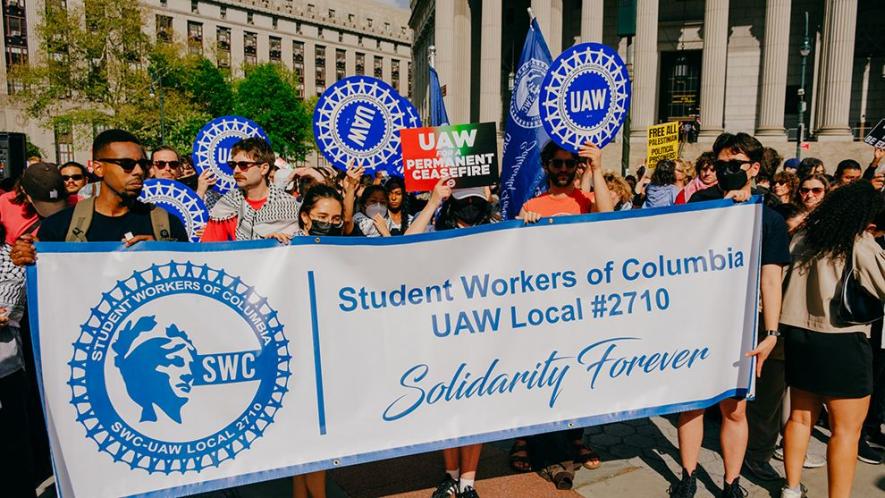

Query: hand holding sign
left=192, top=116, right=270, bottom=194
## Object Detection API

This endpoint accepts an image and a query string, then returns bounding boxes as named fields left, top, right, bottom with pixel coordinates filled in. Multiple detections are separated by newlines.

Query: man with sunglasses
left=667, top=133, right=791, bottom=497
left=59, top=161, right=89, bottom=196
left=10, top=130, right=188, bottom=261
left=149, top=146, right=183, bottom=181
left=200, top=137, right=299, bottom=243
left=519, top=140, right=614, bottom=221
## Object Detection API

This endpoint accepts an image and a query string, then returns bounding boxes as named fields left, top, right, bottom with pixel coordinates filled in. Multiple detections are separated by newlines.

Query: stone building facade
left=410, top=0, right=885, bottom=170
left=0, top=0, right=411, bottom=164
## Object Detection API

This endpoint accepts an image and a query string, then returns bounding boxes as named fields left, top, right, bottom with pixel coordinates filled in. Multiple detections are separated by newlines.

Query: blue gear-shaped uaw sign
left=539, top=43, right=631, bottom=151
left=314, top=76, right=420, bottom=175
left=192, top=116, right=270, bottom=194
left=69, top=262, right=290, bottom=474
left=138, top=179, right=209, bottom=242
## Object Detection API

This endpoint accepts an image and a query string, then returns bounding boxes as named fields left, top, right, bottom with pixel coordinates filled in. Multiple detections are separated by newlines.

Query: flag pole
left=527, top=7, right=535, bottom=21
left=429, top=45, right=437, bottom=69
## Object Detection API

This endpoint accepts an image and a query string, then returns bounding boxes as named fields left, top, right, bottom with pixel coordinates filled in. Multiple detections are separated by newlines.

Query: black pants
left=525, top=428, right=583, bottom=469
left=746, top=340, right=786, bottom=463
left=864, top=319, right=884, bottom=436
left=18, top=314, right=53, bottom=483
left=0, top=369, right=37, bottom=498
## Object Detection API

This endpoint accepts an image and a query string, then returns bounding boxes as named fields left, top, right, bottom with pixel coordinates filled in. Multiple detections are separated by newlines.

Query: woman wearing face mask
left=385, top=177, right=412, bottom=235
left=352, top=185, right=394, bottom=237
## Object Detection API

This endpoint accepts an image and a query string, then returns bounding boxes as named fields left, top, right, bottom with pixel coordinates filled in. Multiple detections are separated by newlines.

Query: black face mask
left=452, top=199, right=487, bottom=226
left=308, top=220, right=343, bottom=236
left=715, top=160, right=749, bottom=192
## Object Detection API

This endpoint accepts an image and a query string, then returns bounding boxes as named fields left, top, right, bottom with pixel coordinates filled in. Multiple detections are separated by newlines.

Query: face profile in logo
left=509, top=59, right=549, bottom=129
left=71, top=262, right=290, bottom=474
left=112, top=316, right=197, bottom=424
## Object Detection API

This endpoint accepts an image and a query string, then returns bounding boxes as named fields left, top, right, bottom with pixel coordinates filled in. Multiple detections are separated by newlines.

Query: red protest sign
left=400, top=122, right=499, bottom=192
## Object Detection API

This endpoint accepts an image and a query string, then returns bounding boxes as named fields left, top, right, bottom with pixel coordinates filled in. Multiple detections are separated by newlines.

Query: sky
left=374, top=0, right=410, bottom=8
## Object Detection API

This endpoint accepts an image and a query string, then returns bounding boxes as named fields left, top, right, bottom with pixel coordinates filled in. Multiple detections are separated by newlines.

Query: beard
left=550, top=171, right=577, bottom=188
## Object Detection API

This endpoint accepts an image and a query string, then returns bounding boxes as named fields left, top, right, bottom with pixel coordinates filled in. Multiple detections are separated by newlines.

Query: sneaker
left=720, top=477, right=748, bottom=498
left=803, top=453, right=826, bottom=468
left=858, top=438, right=883, bottom=465
left=773, top=445, right=784, bottom=461
left=866, top=431, right=885, bottom=449
left=742, top=459, right=781, bottom=481
left=780, top=484, right=807, bottom=498
left=457, top=486, right=480, bottom=498
left=431, top=475, right=459, bottom=498
left=668, top=468, right=697, bottom=498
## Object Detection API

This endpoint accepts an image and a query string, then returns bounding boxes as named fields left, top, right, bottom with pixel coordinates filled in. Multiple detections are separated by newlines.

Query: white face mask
left=365, top=202, right=388, bottom=219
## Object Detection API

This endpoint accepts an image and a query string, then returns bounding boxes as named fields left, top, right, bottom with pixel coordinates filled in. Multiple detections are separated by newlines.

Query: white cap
left=451, top=187, right=487, bottom=200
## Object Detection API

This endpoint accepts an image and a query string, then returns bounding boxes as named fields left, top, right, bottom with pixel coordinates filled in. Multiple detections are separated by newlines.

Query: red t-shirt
left=200, top=197, right=267, bottom=242
left=521, top=189, right=594, bottom=217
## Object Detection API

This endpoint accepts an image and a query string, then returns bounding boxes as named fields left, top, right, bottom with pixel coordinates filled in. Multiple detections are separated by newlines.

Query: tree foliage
left=234, top=64, right=312, bottom=161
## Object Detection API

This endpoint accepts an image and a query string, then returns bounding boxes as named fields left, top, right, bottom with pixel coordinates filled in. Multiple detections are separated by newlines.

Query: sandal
left=541, top=463, right=574, bottom=490
left=574, top=439, right=601, bottom=470
left=509, top=438, right=531, bottom=473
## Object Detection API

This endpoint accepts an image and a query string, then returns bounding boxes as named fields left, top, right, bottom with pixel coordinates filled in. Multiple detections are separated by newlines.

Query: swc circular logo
left=313, top=76, right=420, bottom=175
left=139, top=179, right=209, bottom=242
left=192, top=116, right=271, bottom=194
left=69, top=262, right=290, bottom=474
left=509, top=58, right=550, bottom=129
left=539, top=43, right=631, bottom=151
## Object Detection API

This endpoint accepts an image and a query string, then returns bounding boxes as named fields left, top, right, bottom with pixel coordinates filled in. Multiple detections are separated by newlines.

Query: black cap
left=20, top=162, right=66, bottom=202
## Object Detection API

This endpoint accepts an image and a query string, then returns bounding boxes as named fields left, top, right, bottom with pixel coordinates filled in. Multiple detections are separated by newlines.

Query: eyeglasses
left=152, top=160, right=181, bottom=170
left=774, top=180, right=789, bottom=186
left=800, top=187, right=825, bottom=195
left=547, top=159, right=579, bottom=170
left=226, top=160, right=265, bottom=171
left=95, top=158, right=152, bottom=172
left=61, top=174, right=85, bottom=182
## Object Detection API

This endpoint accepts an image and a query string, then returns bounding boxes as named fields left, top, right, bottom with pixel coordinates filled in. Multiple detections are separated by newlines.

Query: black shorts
left=784, top=325, right=873, bottom=399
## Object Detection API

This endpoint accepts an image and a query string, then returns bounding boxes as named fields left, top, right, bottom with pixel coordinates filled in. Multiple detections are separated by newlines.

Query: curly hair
left=795, top=180, right=884, bottom=265
left=603, top=171, right=632, bottom=205
left=793, top=173, right=830, bottom=207
left=773, top=170, right=799, bottom=200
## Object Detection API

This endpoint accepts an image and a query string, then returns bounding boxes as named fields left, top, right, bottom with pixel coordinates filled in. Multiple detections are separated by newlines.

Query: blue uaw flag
left=428, top=66, right=450, bottom=126
left=500, top=17, right=553, bottom=219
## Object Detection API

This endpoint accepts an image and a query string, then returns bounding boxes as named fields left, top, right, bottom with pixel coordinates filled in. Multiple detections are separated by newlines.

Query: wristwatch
left=766, top=329, right=781, bottom=338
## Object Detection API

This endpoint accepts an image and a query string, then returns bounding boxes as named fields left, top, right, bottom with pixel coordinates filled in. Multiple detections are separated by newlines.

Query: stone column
left=550, top=0, right=563, bottom=56
left=434, top=0, right=456, bottom=120
left=531, top=0, right=552, bottom=49
left=452, top=0, right=472, bottom=123
left=479, top=0, right=503, bottom=127
left=581, top=0, right=604, bottom=43
left=698, top=0, right=729, bottom=140
left=814, top=0, right=858, bottom=140
left=629, top=0, right=659, bottom=139
left=755, top=0, right=791, bottom=138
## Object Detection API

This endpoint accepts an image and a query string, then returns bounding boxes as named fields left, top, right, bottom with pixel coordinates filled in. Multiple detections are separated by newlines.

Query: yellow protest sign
left=646, top=122, right=680, bottom=166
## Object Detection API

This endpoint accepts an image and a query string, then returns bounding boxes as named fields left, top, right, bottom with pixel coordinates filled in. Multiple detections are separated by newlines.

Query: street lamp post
left=796, top=11, right=811, bottom=159
left=148, top=67, right=166, bottom=145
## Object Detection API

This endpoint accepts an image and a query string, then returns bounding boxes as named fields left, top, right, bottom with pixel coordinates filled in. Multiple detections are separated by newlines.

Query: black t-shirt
left=38, top=202, right=189, bottom=242
left=689, top=186, right=791, bottom=266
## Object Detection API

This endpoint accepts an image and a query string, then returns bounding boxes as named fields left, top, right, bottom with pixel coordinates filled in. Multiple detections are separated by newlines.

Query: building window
left=296, top=21, right=302, bottom=34
left=190, top=0, right=198, bottom=13
left=318, top=27, right=323, bottom=38
left=376, top=39, right=381, bottom=49
left=384, top=22, right=390, bottom=33
left=155, top=14, right=173, bottom=43
left=292, top=41, right=304, bottom=98
left=355, top=52, right=364, bottom=75
left=315, top=45, right=326, bottom=94
left=272, top=17, right=278, bottom=29
left=348, top=14, right=355, bottom=24
left=335, top=49, right=345, bottom=81
left=247, top=12, right=253, bottom=25
left=269, top=36, right=282, bottom=63
left=658, top=51, right=702, bottom=122
left=3, top=0, right=29, bottom=94
left=244, top=32, right=257, bottom=65
left=373, top=56, right=382, bottom=79
left=358, top=35, right=363, bottom=47
left=220, top=6, right=226, bottom=19
left=328, top=9, right=335, bottom=18
left=392, top=59, right=400, bottom=90
left=338, top=31, right=343, bottom=43
left=54, top=121, right=74, bottom=164
left=216, top=26, right=231, bottom=68
left=187, top=21, right=203, bottom=55
left=367, top=18, right=373, bottom=28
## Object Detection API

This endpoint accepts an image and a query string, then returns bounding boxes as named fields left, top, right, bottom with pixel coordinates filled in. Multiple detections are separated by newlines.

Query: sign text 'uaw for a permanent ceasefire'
left=400, top=122, right=500, bottom=192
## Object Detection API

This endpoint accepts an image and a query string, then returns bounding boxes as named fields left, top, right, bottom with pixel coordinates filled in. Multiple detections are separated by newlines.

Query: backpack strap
left=149, top=206, right=174, bottom=241
left=65, top=198, right=95, bottom=242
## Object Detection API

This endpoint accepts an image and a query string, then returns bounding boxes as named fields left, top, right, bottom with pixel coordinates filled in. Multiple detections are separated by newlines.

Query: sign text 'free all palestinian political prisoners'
left=28, top=199, right=762, bottom=498
left=400, top=122, right=500, bottom=192
left=647, top=122, right=680, bottom=166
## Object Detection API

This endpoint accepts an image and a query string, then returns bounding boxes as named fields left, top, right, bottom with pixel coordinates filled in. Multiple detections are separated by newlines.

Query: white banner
left=27, top=199, right=762, bottom=498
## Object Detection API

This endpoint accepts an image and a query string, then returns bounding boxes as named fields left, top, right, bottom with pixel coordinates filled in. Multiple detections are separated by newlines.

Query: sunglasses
left=96, top=158, right=152, bottom=172
left=547, top=159, right=579, bottom=170
left=774, top=180, right=788, bottom=186
left=227, top=160, right=265, bottom=171
left=714, top=159, right=748, bottom=173
left=800, top=187, right=825, bottom=195
left=61, top=174, right=85, bottom=182
left=152, top=160, right=181, bottom=170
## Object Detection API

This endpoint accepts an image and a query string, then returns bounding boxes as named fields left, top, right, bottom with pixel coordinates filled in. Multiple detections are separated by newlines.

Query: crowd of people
left=0, top=128, right=884, bottom=498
